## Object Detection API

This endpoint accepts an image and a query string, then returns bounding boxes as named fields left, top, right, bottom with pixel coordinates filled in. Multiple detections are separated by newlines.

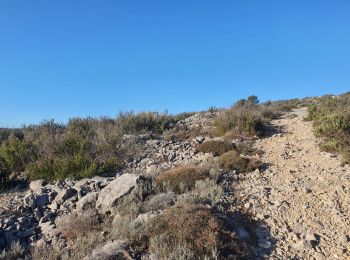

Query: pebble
left=258, top=241, right=272, bottom=249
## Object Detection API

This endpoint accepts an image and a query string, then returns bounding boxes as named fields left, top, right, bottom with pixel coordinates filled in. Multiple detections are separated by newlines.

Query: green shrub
left=0, top=138, right=35, bottom=173
left=306, top=93, right=350, bottom=164
left=0, top=110, right=192, bottom=182
left=0, top=157, right=10, bottom=188
left=315, top=113, right=348, bottom=136
left=29, top=155, right=122, bottom=181
left=116, top=111, right=191, bottom=134
left=306, top=103, right=318, bottom=121
left=320, top=139, right=341, bottom=152
left=196, top=140, right=235, bottom=156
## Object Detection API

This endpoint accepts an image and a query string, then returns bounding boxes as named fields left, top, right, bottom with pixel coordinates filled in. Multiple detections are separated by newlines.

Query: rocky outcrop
left=96, top=174, right=153, bottom=214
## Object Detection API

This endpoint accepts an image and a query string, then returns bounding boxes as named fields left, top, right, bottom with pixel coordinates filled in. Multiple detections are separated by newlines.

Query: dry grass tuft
left=218, top=151, right=261, bottom=173
left=148, top=203, right=220, bottom=259
left=59, top=210, right=102, bottom=240
left=154, top=165, right=209, bottom=194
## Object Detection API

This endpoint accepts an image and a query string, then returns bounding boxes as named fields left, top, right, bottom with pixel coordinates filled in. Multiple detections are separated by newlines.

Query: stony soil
left=236, top=108, right=350, bottom=259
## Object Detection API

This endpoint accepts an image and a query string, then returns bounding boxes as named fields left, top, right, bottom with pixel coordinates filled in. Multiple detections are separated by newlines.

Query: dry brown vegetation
left=214, top=96, right=309, bottom=138
left=196, top=140, right=236, bottom=156
left=0, top=241, right=26, bottom=260
left=154, top=165, right=210, bottom=194
left=218, top=150, right=261, bottom=173
left=59, top=210, right=102, bottom=240
left=148, top=203, right=220, bottom=259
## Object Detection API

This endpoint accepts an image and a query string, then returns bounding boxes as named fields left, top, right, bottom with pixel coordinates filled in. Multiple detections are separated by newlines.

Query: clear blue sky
left=1, top=1, right=350, bottom=127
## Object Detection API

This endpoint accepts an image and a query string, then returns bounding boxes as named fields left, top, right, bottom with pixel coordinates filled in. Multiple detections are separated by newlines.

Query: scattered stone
left=54, top=188, right=77, bottom=205
left=30, top=179, right=48, bottom=192
left=84, top=240, right=129, bottom=260
left=34, top=194, right=49, bottom=208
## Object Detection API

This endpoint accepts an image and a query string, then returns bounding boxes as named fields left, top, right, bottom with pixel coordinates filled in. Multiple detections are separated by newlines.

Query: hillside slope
left=1, top=106, right=350, bottom=259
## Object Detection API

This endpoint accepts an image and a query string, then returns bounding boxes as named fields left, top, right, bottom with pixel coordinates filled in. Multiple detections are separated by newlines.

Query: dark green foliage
left=306, top=93, right=350, bottom=164
left=0, top=112, right=191, bottom=183
left=0, top=157, right=10, bottom=189
left=116, top=111, right=192, bottom=134
left=0, top=138, right=35, bottom=173
left=247, top=95, right=259, bottom=106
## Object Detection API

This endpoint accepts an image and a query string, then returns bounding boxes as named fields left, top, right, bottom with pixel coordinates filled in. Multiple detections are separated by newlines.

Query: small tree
left=235, top=99, right=246, bottom=108
left=247, top=95, right=259, bottom=106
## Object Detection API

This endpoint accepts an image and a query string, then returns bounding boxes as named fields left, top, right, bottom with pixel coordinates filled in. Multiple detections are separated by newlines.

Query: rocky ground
left=1, top=109, right=349, bottom=259
left=235, top=108, right=350, bottom=259
left=0, top=112, right=221, bottom=258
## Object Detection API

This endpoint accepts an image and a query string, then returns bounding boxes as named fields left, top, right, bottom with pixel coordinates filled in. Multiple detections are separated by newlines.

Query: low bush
left=154, top=165, right=210, bottom=194
left=59, top=210, right=102, bottom=240
left=0, top=138, right=35, bottom=174
left=0, top=241, right=26, bottom=260
left=148, top=203, right=220, bottom=259
left=116, top=111, right=193, bottom=135
left=306, top=93, right=350, bottom=164
left=235, top=143, right=263, bottom=156
left=143, top=192, right=176, bottom=212
left=197, top=140, right=235, bottom=156
left=215, top=105, right=264, bottom=137
left=218, top=151, right=261, bottom=173
left=31, top=246, right=61, bottom=260
left=189, top=178, right=224, bottom=205
left=28, top=156, right=123, bottom=181
left=215, top=96, right=308, bottom=137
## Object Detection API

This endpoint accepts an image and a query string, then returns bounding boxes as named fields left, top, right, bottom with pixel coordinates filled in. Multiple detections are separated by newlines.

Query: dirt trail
left=236, top=108, right=350, bottom=259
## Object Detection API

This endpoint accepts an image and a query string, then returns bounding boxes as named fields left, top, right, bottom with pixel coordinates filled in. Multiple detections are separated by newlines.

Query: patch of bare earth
left=235, top=108, right=350, bottom=259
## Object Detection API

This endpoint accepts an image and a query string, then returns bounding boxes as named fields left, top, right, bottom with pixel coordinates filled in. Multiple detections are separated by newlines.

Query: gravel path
left=237, top=108, right=350, bottom=259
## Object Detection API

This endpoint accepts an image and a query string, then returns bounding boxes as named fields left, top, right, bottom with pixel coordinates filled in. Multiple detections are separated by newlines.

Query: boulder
left=146, top=165, right=158, bottom=174
left=75, top=192, right=98, bottom=211
left=53, top=188, right=77, bottom=205
left=135, top=210, right=162, bottom=224
left=84, top=240, right=129, bottom=260
left=24, top=194, right=35, bottom=208
left=34, top=194, right=49, bottom=208
left=48, top=191, right=58, bottom=203
left=96, top=174, right=153, bottom=214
